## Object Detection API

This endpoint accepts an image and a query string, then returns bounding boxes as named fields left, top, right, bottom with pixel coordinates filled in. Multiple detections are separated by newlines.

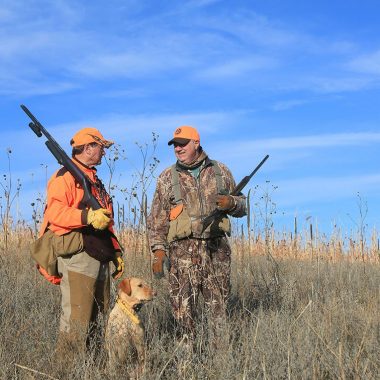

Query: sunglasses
left=173, top=140, right=191, bottom=148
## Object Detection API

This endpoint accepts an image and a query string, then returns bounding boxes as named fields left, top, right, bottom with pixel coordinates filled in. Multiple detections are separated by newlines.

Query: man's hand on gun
left=202, top=155, right=269, bottom=233
left=87, top=208, right=111, bottom=230
left=216, top=194, right=236, bottom=211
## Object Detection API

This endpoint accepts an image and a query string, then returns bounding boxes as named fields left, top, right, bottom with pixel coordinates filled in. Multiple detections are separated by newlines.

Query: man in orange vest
left=39, top=127, right=124, bottom=364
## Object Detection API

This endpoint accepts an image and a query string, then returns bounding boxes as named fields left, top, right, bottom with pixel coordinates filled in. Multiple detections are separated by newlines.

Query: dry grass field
left=0, top=227, right=379, bottom=380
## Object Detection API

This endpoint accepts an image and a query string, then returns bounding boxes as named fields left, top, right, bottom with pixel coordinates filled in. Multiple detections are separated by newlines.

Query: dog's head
left=118, top=277, right=155, bottom=310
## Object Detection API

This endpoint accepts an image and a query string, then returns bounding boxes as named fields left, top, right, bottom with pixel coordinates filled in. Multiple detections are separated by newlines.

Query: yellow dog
left=105, top=277, right=155, bottom=376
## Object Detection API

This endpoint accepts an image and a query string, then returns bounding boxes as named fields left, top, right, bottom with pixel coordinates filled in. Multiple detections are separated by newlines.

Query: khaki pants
left=57, top=251, right=110, bottom=351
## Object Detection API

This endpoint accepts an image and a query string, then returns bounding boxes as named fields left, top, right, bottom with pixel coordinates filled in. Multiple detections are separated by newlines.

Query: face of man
left=174, top=139, right=200, bottom=164
left=84, top=143, right=105, bottom=166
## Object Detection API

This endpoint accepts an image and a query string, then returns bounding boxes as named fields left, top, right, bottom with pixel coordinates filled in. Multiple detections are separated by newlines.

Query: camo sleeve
left=147, top=168, right=172, bottom=252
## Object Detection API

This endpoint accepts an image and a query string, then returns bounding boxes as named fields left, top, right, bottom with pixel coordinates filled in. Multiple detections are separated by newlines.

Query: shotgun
left=20, top=104, right=101, bottom=210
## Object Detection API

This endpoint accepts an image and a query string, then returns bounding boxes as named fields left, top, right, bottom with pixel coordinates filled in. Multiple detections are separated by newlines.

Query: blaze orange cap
left=168, top=126, right=200, bottom=146
left=70, top=127, right=114, bottom=148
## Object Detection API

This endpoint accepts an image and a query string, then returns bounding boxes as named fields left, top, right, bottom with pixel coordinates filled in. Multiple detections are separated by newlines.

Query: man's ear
left=83, top=144, right=92, bottom=154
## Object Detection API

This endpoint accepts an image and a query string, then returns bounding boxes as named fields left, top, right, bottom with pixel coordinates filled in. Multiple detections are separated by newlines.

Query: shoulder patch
left=56, top=167, right=68, bottom=177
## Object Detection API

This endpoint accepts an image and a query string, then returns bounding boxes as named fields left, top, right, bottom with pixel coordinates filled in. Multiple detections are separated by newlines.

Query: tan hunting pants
left=57, top=251, right=110, bottom=351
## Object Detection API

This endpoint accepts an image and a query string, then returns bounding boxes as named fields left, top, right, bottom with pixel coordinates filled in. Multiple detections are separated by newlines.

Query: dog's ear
left=119, top=278, right=132, bottom=296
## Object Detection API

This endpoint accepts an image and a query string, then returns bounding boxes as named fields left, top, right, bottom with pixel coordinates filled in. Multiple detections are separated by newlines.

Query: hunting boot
left=53, top=330, right=87, bottom=378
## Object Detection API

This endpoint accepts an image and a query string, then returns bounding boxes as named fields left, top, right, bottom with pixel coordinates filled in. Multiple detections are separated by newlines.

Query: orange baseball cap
left=70, top=127, right=114, bottom=148
left=168, top=126, right=200, bottom=146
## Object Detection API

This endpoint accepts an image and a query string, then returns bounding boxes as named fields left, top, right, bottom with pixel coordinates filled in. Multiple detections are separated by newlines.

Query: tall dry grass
left=0, top=227, right=379, bottom=379
left=2, top=122, right=378, bottom=378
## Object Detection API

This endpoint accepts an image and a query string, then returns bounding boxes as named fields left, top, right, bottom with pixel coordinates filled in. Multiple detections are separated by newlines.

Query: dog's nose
left=153, top=290, right=157, bottom=296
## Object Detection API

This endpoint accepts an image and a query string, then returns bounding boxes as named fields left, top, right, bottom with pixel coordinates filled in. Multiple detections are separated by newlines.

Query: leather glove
left=152, top=250, right=170, bottom=279
left=112, top=254, right=124, bottom=280
left=216, top=194, right=236, bottom=211
left=87, top=208, right=111, bottom=230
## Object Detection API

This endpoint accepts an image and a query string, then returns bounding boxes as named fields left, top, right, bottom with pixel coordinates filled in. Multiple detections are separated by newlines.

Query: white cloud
left=0, top=78, right=78, bottom=96
left=185, top=0, right=223, bottom=8
left=11, top=112, right=380, bottom=165
left=195, top=56, right=277, bottom=80
left=83, top=110, right=236, bottom=142
left=275, top=173, right=380, bottom=206
left=272, top=99, right=310, bottom=111
left=0, top=1, right=377, bottom=97
left=199, top=10, right=300, bottom=48
left=0, top=8, right=12, bottom=22
left=72, top=46, right=193, bottom=79
left=100, top=88, right=152, bottom=98
left=347, top=50, right=380, bottom=75
left=5, top=109, right=238, bottom=156
left=226, top=132, right=380, bottom=154
left=207, top=131, right=380, bottom=180
left=309, top=76, right=376, bottom=94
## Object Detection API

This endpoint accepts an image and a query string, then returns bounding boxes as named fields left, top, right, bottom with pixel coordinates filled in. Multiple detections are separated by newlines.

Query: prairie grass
left=0, top=228, right=379, bottom=379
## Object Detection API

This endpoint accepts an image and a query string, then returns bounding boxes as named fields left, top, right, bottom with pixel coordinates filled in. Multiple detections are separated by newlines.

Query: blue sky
left=1, top=0, right=379, bottom=238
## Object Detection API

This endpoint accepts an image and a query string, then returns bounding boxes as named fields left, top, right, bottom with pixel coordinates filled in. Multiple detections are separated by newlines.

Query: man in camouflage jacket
left=148, top=126, right=246, bottom=342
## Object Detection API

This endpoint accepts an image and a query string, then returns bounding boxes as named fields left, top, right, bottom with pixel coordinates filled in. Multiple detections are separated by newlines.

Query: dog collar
left=117, top=298, right=141, bottom=325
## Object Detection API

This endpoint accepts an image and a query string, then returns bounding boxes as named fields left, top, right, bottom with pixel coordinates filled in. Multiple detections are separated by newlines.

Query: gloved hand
left=112, top=254, right=124, bottom=280
left=152, top=250, right=170, bottom=279
left=87, top=208, right=111, bottom=230
left=216, top=194, right=236, bottom=211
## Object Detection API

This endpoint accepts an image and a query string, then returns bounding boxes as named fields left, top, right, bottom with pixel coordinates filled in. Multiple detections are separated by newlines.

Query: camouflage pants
left=168, top=236, right=231, bottom=338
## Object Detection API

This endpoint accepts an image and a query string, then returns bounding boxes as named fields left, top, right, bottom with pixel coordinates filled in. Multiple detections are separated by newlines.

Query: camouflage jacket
left=148, top=155, right=247, bottom=251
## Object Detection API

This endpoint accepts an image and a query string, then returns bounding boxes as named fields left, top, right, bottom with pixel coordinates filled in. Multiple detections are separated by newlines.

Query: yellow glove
left=112, top=255, right=124, bottom=280
left=87, top=208, right=111, bottom=230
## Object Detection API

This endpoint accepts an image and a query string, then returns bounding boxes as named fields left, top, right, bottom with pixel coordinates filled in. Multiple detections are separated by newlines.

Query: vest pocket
left=167, top=206, right=192, bottom=242
left=169, top=204, right=184, bottom=221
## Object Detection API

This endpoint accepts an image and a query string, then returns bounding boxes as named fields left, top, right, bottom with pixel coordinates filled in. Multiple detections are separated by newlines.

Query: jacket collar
left=72, top=157, right=97, bottom=177
left=176, top=149, right=214, bottom=172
